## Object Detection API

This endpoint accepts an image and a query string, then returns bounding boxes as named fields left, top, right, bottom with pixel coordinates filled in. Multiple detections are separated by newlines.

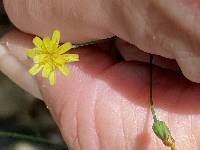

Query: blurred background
left=0, top=1, right=67, bottom=150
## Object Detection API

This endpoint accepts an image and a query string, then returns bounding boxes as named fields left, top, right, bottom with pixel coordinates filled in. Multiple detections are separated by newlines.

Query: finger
left=4, top=0, right=200, bottom=83
left=2, top=30, right=200, bottom=150
left=0, top=34, right=42, bottom=99
left=112, top=0, right=200, bottom=83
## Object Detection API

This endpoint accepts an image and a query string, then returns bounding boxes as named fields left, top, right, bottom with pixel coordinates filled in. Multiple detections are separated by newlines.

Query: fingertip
left=177, top=57, right=200, bottom=83
left=0, top=43, right=42, bottom=99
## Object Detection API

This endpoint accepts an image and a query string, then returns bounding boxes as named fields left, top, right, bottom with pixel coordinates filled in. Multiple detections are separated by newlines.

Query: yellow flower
left=27, top=30, right=79, bottom=85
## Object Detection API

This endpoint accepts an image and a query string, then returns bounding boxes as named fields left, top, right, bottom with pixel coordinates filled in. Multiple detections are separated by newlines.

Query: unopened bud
left=152, top=120, right=176, bottom=150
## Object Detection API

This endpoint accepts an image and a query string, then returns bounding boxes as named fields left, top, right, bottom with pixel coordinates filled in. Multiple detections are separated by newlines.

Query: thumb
left=1, top=30, right=200, bottom=150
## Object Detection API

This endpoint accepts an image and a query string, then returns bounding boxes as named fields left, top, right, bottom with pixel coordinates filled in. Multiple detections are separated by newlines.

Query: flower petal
left=49, top=71, right=56, bottom=85
left=26, top=48, right=37, bottom=58
left=33, top=54, right=47, bottom=63
left=52, top=30, right=60, bottom=46
left=42, top=64, right=51, bottom=78
left=58, top=65, right=70, bottom=76
left=63, top=54, right=79, bottom=62
left=33, top=37, right=44, bottom=49
left=43, top=36, right=51, bottom=49
left=57, top=42, right=73, bottom=54
left=29, top=64, right=43, bottom=75
left=54, top=55, right=65, bottom=66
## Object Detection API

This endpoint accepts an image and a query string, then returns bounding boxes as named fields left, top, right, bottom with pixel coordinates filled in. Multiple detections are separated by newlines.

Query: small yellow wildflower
left=27, top=30, right=79, bottom=85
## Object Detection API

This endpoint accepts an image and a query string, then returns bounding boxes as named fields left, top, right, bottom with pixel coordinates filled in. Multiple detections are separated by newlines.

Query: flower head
left=27, top=30, right=79, bottom=85
left=152, top=120, right=176, bottom=150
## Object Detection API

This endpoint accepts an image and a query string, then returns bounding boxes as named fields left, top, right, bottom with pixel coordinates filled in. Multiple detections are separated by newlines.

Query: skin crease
left=1, top=0, right=200, bottom=149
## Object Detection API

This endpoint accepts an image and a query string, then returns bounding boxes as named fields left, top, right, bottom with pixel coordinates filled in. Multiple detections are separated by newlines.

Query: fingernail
left=177, top=56, right=200, bottom=83
left=0, top=42, right=43, bottom=99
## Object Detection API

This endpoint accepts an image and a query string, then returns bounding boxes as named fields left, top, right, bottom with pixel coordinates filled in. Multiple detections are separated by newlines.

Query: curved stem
left=72, top=36, right=117, bottom=48
left=0, top=131, right=67, bottom=149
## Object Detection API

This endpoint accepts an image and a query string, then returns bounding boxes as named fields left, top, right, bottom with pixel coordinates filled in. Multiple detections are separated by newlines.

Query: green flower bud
left=152, top=120, right=176, bottom=150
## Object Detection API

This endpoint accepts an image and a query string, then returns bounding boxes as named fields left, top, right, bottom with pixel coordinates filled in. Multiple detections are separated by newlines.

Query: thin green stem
left=0, top=131, right=66, bottom=149
left=72, top=36, right=117, bottom=48
left=149, top=54, right=158, bottom=122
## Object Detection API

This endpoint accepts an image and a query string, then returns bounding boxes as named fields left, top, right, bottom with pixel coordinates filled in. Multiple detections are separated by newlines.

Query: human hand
left=1, top=0, right=200, bottom=149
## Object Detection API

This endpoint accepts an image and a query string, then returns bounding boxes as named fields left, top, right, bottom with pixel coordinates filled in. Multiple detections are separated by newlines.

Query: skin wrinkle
left=66, top=50, right=119, bottom=150
left=94, top=83, right=103, bottom=150
left=189, top=116, right=196, bottom=149
left=195, top=115, right=200, bottom=149
left=113, top=96, right=126, bottom=150
left=54, top=74, right=82, bottom=149
left=93, top=81, right=101, bottom=150
left=119, top=101, right=128, bottom=150
left=94, top=81, right=127, bottom=149
left=127, top=103, right=136, bottom=149
left=72, top=87, right=81, bottom=150
left=99, top=67, right=148, bottom=149
left=126, top=99, right=138, bottom=149
left=134, top=106, right=141, bottom=149
left=179, top=115, right=192, bottom=149
left=76, top=79, right=102, bottom=149
left=187, top=116, right=194, bottom=149
left=76, top=94, right=82, bottom=150
left=134, top=105, right=138, bottom=149
left=191, top=116, right=199, bottom=150
left=192, top=115, right=200, bottom=150
left=39, top=83, right=76, bottom=148
left=93, top=83, right=103, bottom=149
left=57, top=93, right=73, bottom=126
left=71, top=89, right=81, bottom=150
